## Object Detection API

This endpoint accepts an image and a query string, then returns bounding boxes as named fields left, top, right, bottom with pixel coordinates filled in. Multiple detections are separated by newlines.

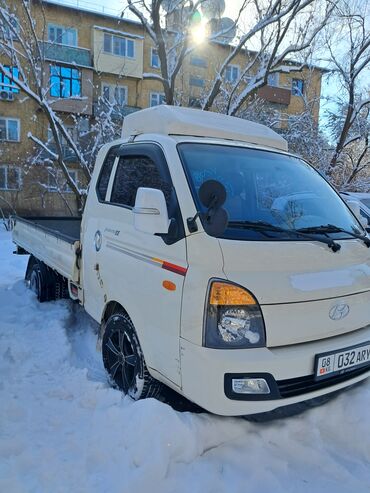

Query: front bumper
left=180, top=325, right=370, bottom=416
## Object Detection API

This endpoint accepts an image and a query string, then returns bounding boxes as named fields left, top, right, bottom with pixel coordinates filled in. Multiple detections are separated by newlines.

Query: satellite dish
left=209, top=17, right=236, bottom=43
left=201, top=0, right=225, bottom=19
left=161, top=0, right=182, bottom=12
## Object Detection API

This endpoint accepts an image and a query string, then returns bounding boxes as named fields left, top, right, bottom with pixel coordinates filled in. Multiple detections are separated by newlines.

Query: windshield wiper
left=228, top=220, right=341, bottom=252
left=297, top=224, right=370, bottom=248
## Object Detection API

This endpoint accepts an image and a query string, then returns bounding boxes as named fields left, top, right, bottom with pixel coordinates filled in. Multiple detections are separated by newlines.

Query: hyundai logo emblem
left=329, top=303, right=350, bottom=321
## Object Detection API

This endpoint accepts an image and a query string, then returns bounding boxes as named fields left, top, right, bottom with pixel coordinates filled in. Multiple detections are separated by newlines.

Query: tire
left=102, top=311, right=162, bottom=400
left=27, top=258, right=65, bottom=303
left=29, top=262, right=43, bottom=301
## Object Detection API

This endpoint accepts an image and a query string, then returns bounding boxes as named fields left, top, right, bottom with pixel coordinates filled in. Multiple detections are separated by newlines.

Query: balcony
left=93, top=102, right=142, bottom=120
left=41, top=41, right=92, bottom=67
left=257, top=85, right=291, bottom=106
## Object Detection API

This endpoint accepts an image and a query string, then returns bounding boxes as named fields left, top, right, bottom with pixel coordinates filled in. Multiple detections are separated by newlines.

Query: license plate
left=315, top=341, right=370, bottom=381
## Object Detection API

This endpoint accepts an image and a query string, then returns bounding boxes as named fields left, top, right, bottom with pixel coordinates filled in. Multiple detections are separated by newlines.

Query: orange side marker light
left=163, top=280, right=176, bottom=291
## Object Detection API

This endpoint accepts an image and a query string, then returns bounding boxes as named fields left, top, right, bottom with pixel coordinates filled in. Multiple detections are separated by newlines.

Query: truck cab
left=13, top=106, right=370, bottom=416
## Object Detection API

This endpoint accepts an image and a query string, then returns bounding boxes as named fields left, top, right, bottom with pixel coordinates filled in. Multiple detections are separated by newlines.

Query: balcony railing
left=41, top=41, right=92, bottom=67
left=93, top=102, right=142, bottom=120
left=257, top=85, right=291, bottom=106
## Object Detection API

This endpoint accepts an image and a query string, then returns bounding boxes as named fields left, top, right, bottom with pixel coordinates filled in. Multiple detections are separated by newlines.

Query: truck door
left=82, top=145, right=118, bottom=323
left=88, top=143, right=187, bottom=387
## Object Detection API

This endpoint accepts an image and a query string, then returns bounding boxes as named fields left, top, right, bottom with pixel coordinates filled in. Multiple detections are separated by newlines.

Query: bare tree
left=0, top=0, right=121, bottom=212
left=126, top=0, right=333, bottom=115
left=324, top=0, right=370, bottom=172
left=327, top=99, right=370, bottom=190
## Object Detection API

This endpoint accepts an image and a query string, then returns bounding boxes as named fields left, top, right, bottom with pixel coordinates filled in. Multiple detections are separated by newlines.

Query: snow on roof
left=93, top=26, right=144, bottom=40
left=122, top=106, right=288, bottom=151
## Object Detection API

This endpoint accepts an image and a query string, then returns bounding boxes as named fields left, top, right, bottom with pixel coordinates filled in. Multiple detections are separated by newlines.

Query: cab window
left=110, top=155, right=172, bottom=208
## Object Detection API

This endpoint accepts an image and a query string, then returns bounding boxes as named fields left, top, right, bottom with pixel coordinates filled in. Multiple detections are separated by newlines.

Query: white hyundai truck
left=12, top=106, right=370, bottom=416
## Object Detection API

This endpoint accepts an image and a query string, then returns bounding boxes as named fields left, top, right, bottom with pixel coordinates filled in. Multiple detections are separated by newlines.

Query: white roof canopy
left=122, top=106, right=288, bottom=152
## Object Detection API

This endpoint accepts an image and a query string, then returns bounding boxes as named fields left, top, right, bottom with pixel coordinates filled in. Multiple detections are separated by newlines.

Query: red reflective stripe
left=162, top=261, right=187, bottom=277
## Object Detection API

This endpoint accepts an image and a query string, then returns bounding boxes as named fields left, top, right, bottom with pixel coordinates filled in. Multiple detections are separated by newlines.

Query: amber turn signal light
left=209, top=281, right=256, bottom=305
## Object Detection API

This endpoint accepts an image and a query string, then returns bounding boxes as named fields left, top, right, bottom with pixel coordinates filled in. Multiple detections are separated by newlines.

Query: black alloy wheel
left=102, top=312, right=162, bottom=400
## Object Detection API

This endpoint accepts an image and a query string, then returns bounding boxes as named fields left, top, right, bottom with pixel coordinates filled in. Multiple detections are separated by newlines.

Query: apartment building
left=0, top=0, right=325, bottom=216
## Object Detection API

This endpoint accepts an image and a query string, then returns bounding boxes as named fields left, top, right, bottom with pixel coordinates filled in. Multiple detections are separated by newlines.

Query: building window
left=102, top=84, right=127, bottom=106
left=47, top=169, right=78, bottom=193
left=0, top=118, right=20, bottom=141
left=103, top=33, right=135, bottom=59
left=47, top=125, right=77, bottom=146
left=292, top=78, right=304, bottom=96
left=0, top=66, right=19, bottom=93
left=50, top=65, right=81, bottom=98
left=150, top=92, right=165, bottom=107
left=225, top=65, right=240, bottom=83
left=151, top=48, right=160, bottom=68
left=48, top=24, right=78, bottom=47
left=0, top=165, right=21, bottom=190
left=1, top=16, right=19, bottom=40
left=267, top=73, right=279, bottom=87
left=190, top=56, right=207, bottom=68
left=189, top=77, right=205, bottom=87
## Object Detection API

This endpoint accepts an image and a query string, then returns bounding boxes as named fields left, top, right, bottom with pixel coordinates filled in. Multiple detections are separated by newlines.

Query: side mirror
left=347, top=200, right=368, bottom=228
left=133, top=187, right=169, bottom=235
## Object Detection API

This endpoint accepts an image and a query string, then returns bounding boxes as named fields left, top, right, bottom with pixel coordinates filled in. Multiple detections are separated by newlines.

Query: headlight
left=204, top=281, right=266, bottom=349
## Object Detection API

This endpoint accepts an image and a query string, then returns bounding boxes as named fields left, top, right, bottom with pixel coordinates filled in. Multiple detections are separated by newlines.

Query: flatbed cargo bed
left=15, top=216, right=81, bottom=243
left=12, top=216, right=81, bottom=283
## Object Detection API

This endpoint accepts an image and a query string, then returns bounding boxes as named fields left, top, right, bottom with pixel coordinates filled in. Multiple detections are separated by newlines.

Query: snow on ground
left=0, top=228, right=370, bottom=493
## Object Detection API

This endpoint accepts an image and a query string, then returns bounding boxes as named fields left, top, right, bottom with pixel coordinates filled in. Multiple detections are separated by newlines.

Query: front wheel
left=102, top=312, right=162, bottom=400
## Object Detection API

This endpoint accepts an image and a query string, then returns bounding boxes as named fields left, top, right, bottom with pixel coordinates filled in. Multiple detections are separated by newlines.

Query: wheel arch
left=99, top=300, right=133, bottom=341
left=99, top=299, right=157, bottom=377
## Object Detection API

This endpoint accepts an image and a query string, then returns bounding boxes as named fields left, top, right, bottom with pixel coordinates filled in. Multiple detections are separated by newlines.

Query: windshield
left=178, top=143, right=362, bottom=241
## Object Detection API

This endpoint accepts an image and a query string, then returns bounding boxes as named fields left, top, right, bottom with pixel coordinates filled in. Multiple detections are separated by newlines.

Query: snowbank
left=0, top=228, right=369, bottom=492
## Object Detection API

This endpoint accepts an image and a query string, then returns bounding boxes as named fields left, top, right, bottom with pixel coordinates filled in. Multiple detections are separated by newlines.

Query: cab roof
left=121, top=106, right=288, bottom=152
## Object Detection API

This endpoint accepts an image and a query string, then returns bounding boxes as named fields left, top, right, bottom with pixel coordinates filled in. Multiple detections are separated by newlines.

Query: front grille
left=277, top=364, right=370, bottom=398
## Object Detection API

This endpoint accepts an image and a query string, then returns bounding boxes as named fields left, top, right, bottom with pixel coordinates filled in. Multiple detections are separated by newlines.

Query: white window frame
left=101, top=84, right=128, bottom=106
left=103, top=33, right=135, bottom=59
left=47, top=23, right=78, bottom=47
left=225, top=64, right=240, bottom=83
left=150, top=92, right=165, bottom=107
left=292, top=78, right=304, bottom=96
left=47, top=125, right=77, bottom=147
left=0, top=117, right=20, bottom=142
left=0, top=165, right=22, bottom=191
left=267, top=73, right=279, bottom=87
left=151, top=47, right=160, bottom=68
left=1, top=16, right=19, bottom=40
left=47, top=168, right=79, bottom=193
